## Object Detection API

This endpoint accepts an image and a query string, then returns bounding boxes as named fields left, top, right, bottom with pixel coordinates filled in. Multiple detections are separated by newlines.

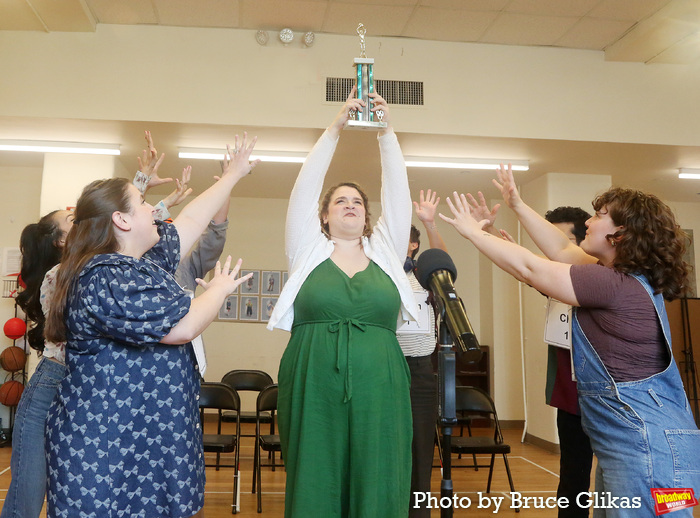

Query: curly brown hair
left=319, top=182, right=372, bottom=238
left=593, top=187, right=690, bottom=300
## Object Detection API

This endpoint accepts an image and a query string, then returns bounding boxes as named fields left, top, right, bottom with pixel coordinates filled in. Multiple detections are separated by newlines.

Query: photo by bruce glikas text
left=413, top=491, right=642, bottom=512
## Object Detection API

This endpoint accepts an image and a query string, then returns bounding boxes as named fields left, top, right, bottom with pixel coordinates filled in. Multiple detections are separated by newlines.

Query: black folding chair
left=199, top=382, right=241, bottom=514
left=252, top=384, right=282, bottom=513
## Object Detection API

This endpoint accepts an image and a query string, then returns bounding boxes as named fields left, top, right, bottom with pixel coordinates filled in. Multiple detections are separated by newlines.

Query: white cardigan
left=267, top=129, right=419, bottom=332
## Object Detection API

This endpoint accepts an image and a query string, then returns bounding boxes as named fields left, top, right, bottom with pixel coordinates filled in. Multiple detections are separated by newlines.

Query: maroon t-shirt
left=570, top=264, right=669, bottom=382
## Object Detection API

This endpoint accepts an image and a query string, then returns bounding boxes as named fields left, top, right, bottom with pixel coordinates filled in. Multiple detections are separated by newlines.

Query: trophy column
left=347, top=24, right=387, bottom=130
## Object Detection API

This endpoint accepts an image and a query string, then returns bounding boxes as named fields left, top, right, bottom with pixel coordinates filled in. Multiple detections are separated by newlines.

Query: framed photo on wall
left=218, top=295, right=238, bottom=321
left=240, top=295, right=259, bottom=321
left=261, top=297, right=278, bottom=322
left=240, top=270, right=260, bottom=295
left=261, top=271, right=281, bottom=296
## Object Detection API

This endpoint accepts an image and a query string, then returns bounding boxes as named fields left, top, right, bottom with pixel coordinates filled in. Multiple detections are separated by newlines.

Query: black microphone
left=415, top=248, right=482, bottom=362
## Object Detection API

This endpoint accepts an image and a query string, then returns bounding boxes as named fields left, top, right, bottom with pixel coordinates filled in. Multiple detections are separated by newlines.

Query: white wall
left=2, top=25, right=700, bottom=146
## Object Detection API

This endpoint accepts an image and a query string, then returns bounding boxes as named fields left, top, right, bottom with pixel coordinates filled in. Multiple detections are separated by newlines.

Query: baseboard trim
left=523, top=432, right=560, bottom=454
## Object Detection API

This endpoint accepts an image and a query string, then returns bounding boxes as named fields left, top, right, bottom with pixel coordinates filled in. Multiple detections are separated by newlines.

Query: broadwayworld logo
left=651, top=488, right=698, bottom=515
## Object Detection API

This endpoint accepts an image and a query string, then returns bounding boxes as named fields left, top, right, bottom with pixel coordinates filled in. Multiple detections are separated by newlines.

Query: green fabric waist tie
left=293, top=318, right=395, bottom=403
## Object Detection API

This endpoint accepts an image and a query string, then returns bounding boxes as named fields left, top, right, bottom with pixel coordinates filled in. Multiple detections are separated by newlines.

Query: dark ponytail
left=15, top=211, right=63, bottom=352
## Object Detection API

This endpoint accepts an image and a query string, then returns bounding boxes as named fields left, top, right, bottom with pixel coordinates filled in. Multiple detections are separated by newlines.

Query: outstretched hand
left=439, top=192, right=490, bottom=240
left=413, top=189, right=440, bottom=224
left=195, top=256, right=253, bottom=295
left=138, top=130, right=171, bottom=188
left=222, top=132, right=260, bottom=180
left=492, top=163, right=522, bottom=210
left=465, top=191, right=500, bottom=232
left=162, top=166, right=193, bottom=209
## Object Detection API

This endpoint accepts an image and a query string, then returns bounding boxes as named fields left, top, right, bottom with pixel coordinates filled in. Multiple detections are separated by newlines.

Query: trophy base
left=347, top=120, right=388, bottom=130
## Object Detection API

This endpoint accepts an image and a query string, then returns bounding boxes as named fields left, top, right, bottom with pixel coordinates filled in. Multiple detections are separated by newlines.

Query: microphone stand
left=438, top=315, right=457, bottom=518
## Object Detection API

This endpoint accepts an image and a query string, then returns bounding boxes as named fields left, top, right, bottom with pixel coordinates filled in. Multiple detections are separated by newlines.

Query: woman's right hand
left=329, top=86, right=365, bottom=138
left=196, top=256, right=253, bottom=295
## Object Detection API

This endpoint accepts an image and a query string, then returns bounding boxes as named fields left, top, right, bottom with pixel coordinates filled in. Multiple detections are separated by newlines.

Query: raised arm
left=414, top=189, right=447, bottom=252
left=161, top=257, right=251, bottom=344
left=373, top=92, right=412, bottom=257
left=494, top=164, right=595, bottom=265
left=440, top=192, right=579, bottom=306
left=173, top=133, right=258, bottom=256
left=285, top=90, right=364, bottom=264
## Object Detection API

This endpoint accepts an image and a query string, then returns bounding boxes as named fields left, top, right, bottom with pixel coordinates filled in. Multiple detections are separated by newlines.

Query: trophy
left=347, top=24, right=387, bottom=130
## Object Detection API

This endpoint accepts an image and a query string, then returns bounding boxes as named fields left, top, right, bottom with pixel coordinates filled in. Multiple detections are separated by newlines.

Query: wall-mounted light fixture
left=303, top=32, right=315, bottom=47
left=0, top=140, right=120, bottom=155
left=679, top=168, right=700, bottom=179
left=179, top=148, right=306, bottom=164
left=279, top=28, right=294, bottom=45
left=404, top=156, right=529, bottom=171
left=255, top=30, right=269, bottom=46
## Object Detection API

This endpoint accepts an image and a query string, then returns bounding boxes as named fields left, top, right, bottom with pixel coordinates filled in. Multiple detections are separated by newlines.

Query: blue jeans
left=1, top=357, right=65, bottom=518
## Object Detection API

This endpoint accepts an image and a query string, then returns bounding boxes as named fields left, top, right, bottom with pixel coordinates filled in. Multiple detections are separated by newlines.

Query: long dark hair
left=15, top=211, right=64, bottom=351
left=319, top=182, right=372, bottom=238
left=593, top=188, right=690, bottom=300
left=45, top=178, right=132, bottom=343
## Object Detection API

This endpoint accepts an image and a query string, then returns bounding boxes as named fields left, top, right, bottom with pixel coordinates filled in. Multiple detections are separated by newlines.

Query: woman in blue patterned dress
left=43, top=134, right=258, bottom=518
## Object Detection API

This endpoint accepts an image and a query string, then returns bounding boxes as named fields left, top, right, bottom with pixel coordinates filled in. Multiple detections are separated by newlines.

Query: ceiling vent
left=325, top=77, right=424, bottom=106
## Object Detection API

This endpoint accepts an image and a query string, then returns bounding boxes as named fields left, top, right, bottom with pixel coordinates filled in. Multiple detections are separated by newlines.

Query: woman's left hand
left=222, top=132, right=261, bottom=180
left=138, top=130, right=171, bottom=188
left=195, top=256, right=254, bottom=295
left=368, top=92, right=391, bottom=132
left=162, top=166, right=193, bottom=209
left=439, top=192, right=489, bottom=240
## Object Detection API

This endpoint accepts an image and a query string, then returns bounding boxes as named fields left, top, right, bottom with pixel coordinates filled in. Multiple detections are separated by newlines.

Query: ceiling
left=2, top=0, right=700, bottom=205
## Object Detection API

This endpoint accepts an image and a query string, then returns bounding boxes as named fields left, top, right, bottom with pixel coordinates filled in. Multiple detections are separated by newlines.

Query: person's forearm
left=421, top=220, right=447, bottom=252
left=511, top=201, right=577, bottom=262
left=174, top=174, right=239, bottom=256
left=160, top=286, right=228, bottom=344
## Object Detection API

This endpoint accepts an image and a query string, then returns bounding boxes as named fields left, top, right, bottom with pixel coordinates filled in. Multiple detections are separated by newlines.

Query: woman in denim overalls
left=440, top=170, right=700, bottom=517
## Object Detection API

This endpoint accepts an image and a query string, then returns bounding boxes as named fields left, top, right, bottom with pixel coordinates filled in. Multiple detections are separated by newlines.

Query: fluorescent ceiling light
left=179, top=148, right=306, bottom=164
left=0, top=140, right=120, bottom=155
left=404, top=157, right=529, bottom=171
left=679, top=168, right=700, bottom=179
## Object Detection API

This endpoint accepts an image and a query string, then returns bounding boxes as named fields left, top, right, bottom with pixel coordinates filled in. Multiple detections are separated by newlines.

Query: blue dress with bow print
left=46, top=223, right=205, bottom=518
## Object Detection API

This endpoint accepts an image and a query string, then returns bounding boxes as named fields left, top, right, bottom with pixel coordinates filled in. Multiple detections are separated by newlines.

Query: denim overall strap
left=571, top=274, right=700, bottom=517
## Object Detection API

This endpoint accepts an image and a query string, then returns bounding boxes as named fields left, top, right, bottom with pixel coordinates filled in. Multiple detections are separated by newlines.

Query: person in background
left=268, top=87, right=418, bottom=518
left=2, top=210, right=73, bottom=518
left=440, top=165, right=699, bottom=516
left=398, top=189, right=446, bottom=517
left=542, top=206, right=594, bottom=518
left=43, top=133, right=258, bottom=518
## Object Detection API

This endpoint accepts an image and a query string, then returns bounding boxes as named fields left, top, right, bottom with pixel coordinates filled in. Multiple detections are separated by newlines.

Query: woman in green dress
left=268, top=88, right=419, bottom=517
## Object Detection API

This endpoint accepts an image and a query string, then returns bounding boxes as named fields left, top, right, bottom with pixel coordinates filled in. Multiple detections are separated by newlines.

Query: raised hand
left=439, top=192, right=489, bottom=240
left=465, top=191, right=500, bottom=232
left=368, top=91, right=391, bottom=131
left=138, top=130, right=171, bottom=188
left=162, top=166, right=193, bottom=209
left=330, top=86, right=364, bottom=136
left=195, top=256, right=253, bottom=295
left=222, top=132, right=260, bottom=180
left=413, top=189, right=440, bottom=224
left=492, top=163, right=522, bottom=210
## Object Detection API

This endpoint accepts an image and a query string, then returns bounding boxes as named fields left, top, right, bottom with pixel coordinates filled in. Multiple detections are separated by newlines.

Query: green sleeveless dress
left=278, top=258, right=412, bottom=518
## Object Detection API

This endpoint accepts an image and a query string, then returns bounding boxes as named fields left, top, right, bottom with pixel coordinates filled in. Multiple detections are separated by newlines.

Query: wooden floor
left=0, top=423, right=572, bottom=517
